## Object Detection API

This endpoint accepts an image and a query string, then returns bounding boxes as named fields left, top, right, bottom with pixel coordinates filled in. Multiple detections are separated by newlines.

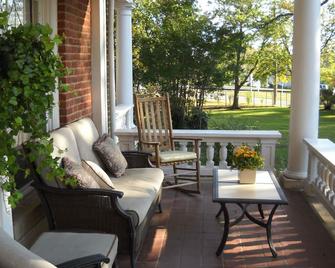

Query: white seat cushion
left=112, top=168, right=163, bottom=194
left=66, top=118, right=103, bottom=166
left=112, top=168, right=164, bottom=224
left=151, top=150, right=197, bottom=163
left=0, top=229, right=56, bottom=268
left=30, top=232, right=118, bottom=268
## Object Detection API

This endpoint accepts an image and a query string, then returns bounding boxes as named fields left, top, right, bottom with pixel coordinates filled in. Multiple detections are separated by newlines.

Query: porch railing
left=304, top=138, right=335, bottom=217
left=116, top=128, right=281, bottom=176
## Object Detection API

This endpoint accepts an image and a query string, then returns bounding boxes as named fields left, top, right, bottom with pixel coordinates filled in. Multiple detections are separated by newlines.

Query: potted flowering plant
left=230, top=143, right=264, bottom=184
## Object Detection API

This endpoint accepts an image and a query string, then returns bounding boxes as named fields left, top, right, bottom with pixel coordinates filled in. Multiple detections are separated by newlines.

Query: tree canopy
left=133, top=0, right=335, bottom=114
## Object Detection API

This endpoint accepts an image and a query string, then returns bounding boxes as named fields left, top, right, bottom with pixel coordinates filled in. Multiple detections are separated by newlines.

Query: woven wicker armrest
left=31, top=182, right=139, bottom=232
left=122, top=151, right=154, bottom=168
left=57, top=254, right=109, bottom=268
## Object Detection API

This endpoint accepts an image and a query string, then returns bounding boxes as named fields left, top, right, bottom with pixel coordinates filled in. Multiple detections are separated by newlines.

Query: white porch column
left=91, top=0, right=109, bottom=135
left=0, top=178, right=13, bottom=237
left=115, top=0, right=134, bottom=129
left=284, top=0, right=320, bottom=183
left=108, top=0, right=116, bottom=138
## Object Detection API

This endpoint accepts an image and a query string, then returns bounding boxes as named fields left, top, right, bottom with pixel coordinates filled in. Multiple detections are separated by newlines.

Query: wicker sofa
left=31, top=118, right=164, bottom=268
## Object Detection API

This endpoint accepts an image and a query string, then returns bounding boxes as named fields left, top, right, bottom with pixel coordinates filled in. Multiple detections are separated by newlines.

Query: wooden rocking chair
left=134, top=94, right=201, bottom=193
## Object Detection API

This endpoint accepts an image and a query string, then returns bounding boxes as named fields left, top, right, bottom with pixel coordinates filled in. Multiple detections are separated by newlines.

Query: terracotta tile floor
left=119, top=181, right=335, bottom=268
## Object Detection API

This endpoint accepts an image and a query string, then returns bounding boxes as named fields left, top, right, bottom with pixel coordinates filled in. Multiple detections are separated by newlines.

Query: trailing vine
left=0, top=12, right=76, bottom=207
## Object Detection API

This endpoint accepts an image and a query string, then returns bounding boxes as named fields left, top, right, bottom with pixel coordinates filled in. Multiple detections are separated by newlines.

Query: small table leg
left=216, top=203, right=229, bottom=256
left=266, top=204, right=279, bottom=257
left=215, top=204, right=223, bottom=218
left=258, top=204, right=265, bottom=219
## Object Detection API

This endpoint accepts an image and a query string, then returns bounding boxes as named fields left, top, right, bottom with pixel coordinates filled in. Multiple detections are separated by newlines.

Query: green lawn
left=207, top=107, right=335, bottom=171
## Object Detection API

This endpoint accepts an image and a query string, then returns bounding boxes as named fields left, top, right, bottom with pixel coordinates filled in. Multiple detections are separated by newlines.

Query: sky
left=197, top=0, right=217, bottom=14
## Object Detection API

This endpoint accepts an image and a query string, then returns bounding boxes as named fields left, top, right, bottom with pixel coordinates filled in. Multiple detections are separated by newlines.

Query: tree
left=133, top=0, right=219, bottom=127
left=253, top=0, right=292, bottom=106
left=214, top=0, right=294, bottom=109
left=214, top=0, right=265, bottom=109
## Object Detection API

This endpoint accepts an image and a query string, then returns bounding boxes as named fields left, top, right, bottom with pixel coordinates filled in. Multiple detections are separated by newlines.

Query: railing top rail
left=116, top=128, right=282, bottom=139
left=304, top=138, right=335, bottom=168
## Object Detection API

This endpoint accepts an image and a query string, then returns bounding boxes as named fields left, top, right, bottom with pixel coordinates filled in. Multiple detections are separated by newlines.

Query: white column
left=0, top=178, right=13, bottom=237
left=115, top=0, right=134, bottom=128
left=91, top=0, right=109, bottom=135
left=108, top=0, right=116, bottom=138
left=284, top=0, right=320, bottom=182
left=43, top=0, right=60, bottom=131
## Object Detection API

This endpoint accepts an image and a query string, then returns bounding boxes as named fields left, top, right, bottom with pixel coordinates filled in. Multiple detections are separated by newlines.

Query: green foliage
left=320, top=88, right=335, bottom=110
left=215, top=0, right=293, bottom=109
left=210, top=115, right=259, bottom=130
left=321, top=49, right=335, bottom=92
left=133, top=0, right=220, bottom=126
left=185, top=107, right=208, bottom=129
left=229, top=143, right=264, bottom=170
left=0, top=12, right=75, bottom=207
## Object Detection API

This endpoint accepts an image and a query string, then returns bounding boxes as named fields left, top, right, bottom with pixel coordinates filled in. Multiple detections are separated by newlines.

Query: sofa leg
left=130, top=252, right=135, bottom=268
left=112, top=260, right=119, bottom=268
left=158, top=202, right=163, bottom=213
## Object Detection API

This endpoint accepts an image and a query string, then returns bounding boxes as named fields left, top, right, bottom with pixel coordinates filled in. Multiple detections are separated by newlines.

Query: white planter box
left=238, top=169, right=256, bottom=184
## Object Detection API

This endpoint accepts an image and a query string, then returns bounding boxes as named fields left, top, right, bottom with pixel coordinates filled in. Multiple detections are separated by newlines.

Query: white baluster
left=318, top=163, right=326, bottom=192
left=219, top=142, right=227, bottom=168
left=326, top=173, right=335, bottom=201
left=329, top=173, right=335, bottom=206
left=197, top=142, right=202, bottom=168
left=206, top=142, right=215, bottom=167
left=315, top=161, right=323, bottom=188
left=180, top=141, right=188, bottom=152
left=322, top=168, right=331, bottom=195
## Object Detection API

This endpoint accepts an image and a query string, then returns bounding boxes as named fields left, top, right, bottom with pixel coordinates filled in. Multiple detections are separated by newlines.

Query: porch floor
left=120, top=180, right=335, bottom=268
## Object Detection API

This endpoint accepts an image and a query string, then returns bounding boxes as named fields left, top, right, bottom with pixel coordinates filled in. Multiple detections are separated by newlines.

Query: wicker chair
left=134, top=94, right=201, bottom=193
left=0, top=228, right=116, bottom=268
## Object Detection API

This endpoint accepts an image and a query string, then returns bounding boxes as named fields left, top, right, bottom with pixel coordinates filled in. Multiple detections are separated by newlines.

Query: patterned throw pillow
left=93, top=134, right=127, bottom=177
left=82, top=160, right=115, bottom=189
left=62, top=157, right=99, bottom=189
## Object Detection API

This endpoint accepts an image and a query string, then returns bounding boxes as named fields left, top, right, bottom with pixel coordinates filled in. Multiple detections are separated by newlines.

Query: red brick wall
left=58, top=0, right=92, bottom=125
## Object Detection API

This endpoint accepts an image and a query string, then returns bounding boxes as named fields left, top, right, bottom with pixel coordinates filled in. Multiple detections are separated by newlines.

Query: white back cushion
left=66, top=118, right=102, bottom=165
left=37, top=127, right=81, bottom=187
left=50, top=127, right=81, bottom=164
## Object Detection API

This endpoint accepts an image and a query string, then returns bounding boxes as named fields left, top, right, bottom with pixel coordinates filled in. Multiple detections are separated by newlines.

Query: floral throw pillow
left=62, top=157, right=100, bottom=189
left=93, top=134, right=127, bottom=177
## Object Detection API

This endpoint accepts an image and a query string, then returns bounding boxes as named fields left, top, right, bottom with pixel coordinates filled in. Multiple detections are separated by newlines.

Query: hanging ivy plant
left=0, top=12, right=76, bottom=207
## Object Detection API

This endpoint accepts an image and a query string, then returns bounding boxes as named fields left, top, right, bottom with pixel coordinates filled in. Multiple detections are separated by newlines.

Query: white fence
left=116, top=128, right=281, bottom=176
left=206, top=89, right=291, bottom=107
left=304, top=138, right=335, bottom=217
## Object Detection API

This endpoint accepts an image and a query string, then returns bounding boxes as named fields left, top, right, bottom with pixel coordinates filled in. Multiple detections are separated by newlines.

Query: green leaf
left=15, top=117, right=22, bottom=126
left=9, top=97, right=17, bottom=106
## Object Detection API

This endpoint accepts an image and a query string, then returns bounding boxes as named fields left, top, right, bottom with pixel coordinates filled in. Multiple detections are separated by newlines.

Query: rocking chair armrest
left=140, top=141, right=161, bottom=146
left=139, top=141, right=161, bottom=167
left=57, top=254, right=110, bottom=268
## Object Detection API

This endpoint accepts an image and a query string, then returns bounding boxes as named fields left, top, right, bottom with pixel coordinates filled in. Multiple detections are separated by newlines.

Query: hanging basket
left=238, top=169, right=256, bottom=184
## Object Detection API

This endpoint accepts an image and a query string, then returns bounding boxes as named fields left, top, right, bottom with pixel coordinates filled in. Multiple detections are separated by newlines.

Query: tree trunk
left=273, top=69, right=278, bottom=106
left=232, top=77, right=240, bottom=109
left=232, top=38, right=242, bottom=109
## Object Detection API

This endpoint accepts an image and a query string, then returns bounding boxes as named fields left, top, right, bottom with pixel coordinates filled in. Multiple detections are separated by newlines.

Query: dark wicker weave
left=31, top=151, right=161, bottom=268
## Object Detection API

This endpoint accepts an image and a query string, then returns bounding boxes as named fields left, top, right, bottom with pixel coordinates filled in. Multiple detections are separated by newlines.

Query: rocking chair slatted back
left=135, top=94, right=174, bottom=152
